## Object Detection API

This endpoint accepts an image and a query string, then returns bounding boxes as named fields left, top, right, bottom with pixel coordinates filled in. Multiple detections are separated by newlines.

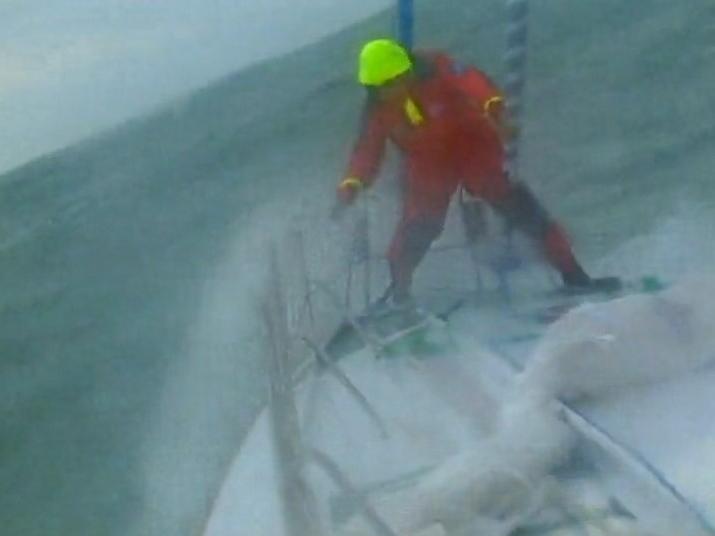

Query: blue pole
left=397, top=0, right=414, bottom=50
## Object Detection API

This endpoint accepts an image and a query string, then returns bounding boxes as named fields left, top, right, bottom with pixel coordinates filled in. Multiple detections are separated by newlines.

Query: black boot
left=562, top=265, right=622, bottom=294
left=561, top=264, right=591, bottom=288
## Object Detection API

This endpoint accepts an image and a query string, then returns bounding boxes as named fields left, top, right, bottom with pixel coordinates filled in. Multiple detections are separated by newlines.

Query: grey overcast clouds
left=0, top=0, right=391, bottom=175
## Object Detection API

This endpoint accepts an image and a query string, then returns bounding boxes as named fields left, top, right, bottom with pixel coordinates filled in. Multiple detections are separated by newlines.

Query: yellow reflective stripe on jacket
left=404, top=98, right=425, bottom=126
left=340, top=176, right=364, bottom=190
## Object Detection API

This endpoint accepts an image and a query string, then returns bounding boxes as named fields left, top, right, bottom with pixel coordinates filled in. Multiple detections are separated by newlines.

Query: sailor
left=333, top=39, right=616, bottom=305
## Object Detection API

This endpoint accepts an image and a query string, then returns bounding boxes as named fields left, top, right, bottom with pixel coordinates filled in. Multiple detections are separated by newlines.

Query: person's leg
left=490, top=181, right=591, bottom=285
left=387, top=169, right=456, bottom=302
left=388, top=217, right=445, bottom=301
left=461, top=154, right=592, bottom=286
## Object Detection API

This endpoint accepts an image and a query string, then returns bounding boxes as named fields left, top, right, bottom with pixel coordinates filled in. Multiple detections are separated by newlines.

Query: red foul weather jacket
left=341, top=51, right=510, bottom=220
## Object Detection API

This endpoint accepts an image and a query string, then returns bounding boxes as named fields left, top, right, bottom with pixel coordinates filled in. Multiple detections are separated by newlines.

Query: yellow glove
left=336, top=176, right=364, bottom=205
left=331, top=177, right=364, bottom=221
left=484, top=95, right=518, bottom=142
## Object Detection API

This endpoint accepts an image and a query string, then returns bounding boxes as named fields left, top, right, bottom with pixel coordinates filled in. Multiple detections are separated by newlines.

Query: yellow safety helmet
left=358, top=39, right=413, bottom=86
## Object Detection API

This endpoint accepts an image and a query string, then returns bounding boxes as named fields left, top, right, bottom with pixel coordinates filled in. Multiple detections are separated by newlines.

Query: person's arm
left=336, top=101, right=388, bottom=207
left=432, top=52, right=514, bottom=142
left=459, top=67, right=514, bottom=139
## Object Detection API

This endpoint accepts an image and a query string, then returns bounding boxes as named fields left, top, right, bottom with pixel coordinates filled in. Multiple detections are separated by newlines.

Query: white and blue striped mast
left=491, top=0, right=531, bottom=296
left=504, top=0, right=530, bottom=180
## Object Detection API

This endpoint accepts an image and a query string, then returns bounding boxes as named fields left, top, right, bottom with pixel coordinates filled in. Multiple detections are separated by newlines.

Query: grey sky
left=0, top=0, right=391, bottom=175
